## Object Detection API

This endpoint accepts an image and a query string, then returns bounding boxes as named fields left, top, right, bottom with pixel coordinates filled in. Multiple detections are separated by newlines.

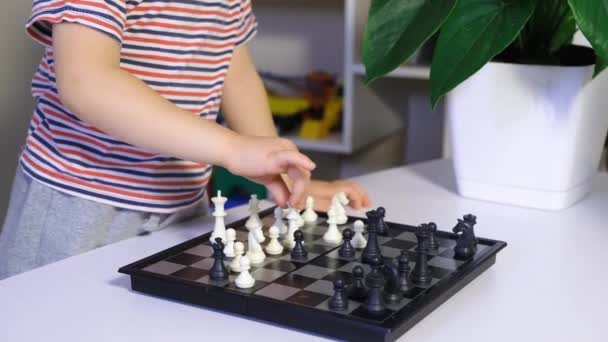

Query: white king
left=210, top=190, right=227, bottom=243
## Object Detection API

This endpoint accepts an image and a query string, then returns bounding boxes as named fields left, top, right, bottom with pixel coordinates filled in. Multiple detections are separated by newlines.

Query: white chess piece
left=246, top=225, right=266, bottom=264
left=230, top=242, right=245, bottom=273
left=323, top=206, right=342, bottom=245
left=302, top=196, right=318, bottom=223
left=273, top=206, right=288, bottom=237
left=223, top=228, right=236, bottom=257
left=210, top=190, right=227, bottom=243
left=264, top=225, right=284, bottom=255
left=283, top=208, right=300, bottom=250
left=332, top=192, right=349, bottom=225
left=296, top=209, right=305, bottom=228
left=351, top=220, right=367, bottom=248
left=235, top=256, right=255, bottom=289
left=245, top=194, right=262, bottom=230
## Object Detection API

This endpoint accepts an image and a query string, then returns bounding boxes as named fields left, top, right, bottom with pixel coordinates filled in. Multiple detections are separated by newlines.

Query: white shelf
left=352, top=63, right=430, bottom=80
left=283, top=132, right=347, bottom=154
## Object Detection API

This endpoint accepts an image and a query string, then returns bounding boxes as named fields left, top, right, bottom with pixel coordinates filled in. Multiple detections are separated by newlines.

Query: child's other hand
left=227, top=136, right=315, bottom=208
left=302, top=180, right=372, bottom=211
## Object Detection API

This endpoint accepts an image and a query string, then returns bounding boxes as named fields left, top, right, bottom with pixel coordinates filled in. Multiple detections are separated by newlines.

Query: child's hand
left=227, top=136, right=315, bottom=208
left=301, top=180, right=372, bottom=211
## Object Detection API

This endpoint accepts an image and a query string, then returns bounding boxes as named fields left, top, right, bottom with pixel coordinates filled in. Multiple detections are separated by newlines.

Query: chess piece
left=273, top=207, right=288, bottom=237
left=348, top=266, right=368, bottom=300
left=296, top=209, right=305, bottom=228
left=290, top=230, right=308, bottom=260
left=453, top=214, right=478, bottom=260
left=302, top=196, right=318, bottom=224
left=323, top=206, right=342, bottom=245
left=264, top=225, right=284, bottom=255
left=328, top=279, right=348, bottom=311
left=362, top=210, right=383, bottom=264
left=428, top=222, right=439, bottom=250
left=246, top=225, right=266, bottom=265
left=209, top=238, right=228, bottom=280
left=284, top=208, right=300, bottom=249
left=364, top=256, right=386, bottom=314
left=382, top=261, right=401, bottom=303
left=210, top=190, right=227, bottom=243
left=332, top=192, right=349, bottom=225
left=245, top=194, right=262, bottom=230
left=235, top=256, right=255, bottom=289
left=398, top=250, right=412, bottom=292
left=376, top=207, right=390, bottom=236
left=223, top=228, right=236, bottom=257
left=230, top=242, right=245, bottom=273
left=351, top=220, right=367, bottom=249
left=411, top=224, right=432, bottom=287
left=338, top=228, right=356, bottom=259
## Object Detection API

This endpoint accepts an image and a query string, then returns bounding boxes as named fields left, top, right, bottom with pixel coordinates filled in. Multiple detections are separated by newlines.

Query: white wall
left=0, top=1, right=43, bottom=223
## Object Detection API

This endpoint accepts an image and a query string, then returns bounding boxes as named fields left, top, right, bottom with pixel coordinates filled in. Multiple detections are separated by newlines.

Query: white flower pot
left=447, top=59, right=608, bottom=210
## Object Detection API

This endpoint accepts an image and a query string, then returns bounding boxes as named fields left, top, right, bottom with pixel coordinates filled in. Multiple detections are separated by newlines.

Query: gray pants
left=0, top=165, right=208, bottom=280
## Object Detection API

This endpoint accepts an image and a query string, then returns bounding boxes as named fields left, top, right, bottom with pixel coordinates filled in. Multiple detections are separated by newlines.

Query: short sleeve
left=25, top=0, right=127, bottom=47
left=235, top=0, right=258, bottom=47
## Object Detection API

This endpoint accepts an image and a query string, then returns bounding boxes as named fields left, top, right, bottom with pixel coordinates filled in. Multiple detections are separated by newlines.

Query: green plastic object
left=211, top=166, right=267, bottom=200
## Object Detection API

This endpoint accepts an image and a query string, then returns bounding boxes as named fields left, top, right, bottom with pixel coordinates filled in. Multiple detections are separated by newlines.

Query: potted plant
left=362, top=0, right=608, bottom=210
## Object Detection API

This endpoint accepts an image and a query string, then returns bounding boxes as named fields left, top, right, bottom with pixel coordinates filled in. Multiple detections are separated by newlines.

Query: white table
left=2, top=159, right=607, bottom=342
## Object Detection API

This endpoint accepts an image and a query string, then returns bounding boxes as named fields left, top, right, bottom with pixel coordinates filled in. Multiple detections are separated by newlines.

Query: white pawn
left=323, top=206, right=342, bottom=245
left=351, top=220, right=367, bottom=249
left=264, top=226, right=284, bottom=255
left=284, top=208, right=300, bottom=250
left=273, top=207, right=288, bottom=237
left=223, top=228, right=236, bottom=257
left=235, top=256, right=255, bottom=289
left=230, top=242, right=245, bottom=273
left=302, top=196, right=318, bottom=224
left=245, top=194, right=262, bottom=230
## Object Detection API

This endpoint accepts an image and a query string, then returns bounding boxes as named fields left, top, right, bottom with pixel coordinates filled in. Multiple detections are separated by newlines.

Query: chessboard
left=119, top=202, right=506, bottom=342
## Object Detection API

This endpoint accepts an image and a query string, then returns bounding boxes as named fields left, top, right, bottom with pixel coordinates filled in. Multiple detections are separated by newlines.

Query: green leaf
left=568, top=0, right=608, bottom=75
left=430, top=0, right=536, bottom=106
left=362, top=0, right=457, bottom=83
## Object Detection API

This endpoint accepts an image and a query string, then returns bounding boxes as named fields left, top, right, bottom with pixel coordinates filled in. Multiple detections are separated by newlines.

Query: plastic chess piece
left=209, top=238, right=229, bottom=280
left=427, top=222, right=439, bottom=250
left=351, top=220, right=367, bottom=249
left=210, top=190, right=227, bottom=243
left=273, top=206, right=288, bottom=237
left=302, top=196, right=318, bottom=223
left=323, top=206, right=342, bottom=245
left=376, top=207, right=390, bottom=236
left=328, top=279, right=348, bottom=311
left=453, top=214, right=478, bottom=260
left=331, top=193, right=348, bottom=225
left=230, top=242, right=245, bottom=273
left=348, top=266, right=368, bottom=300
left=411, top=224, right=432, bottom=287
left=338, top=228, right=356, bottom=259
left=245, top=194, right=262, bottom=230
left=382, top=261, right=401, bottom=303
left=290, top=230, right=308, bottom=260
left=246, top=225, right=266, bottom=265
left=296, top=209, right=305, bottom=228
left=264, top=225, right=284, bottom=255
left=398, top=250, right=412, bottom=292
left=223, top=228, right=236, bottom=257
left=364, top=255, right=386, bottom=314
left=362, top=210, right=383, bottom=264
left=284, top=208, right=300, bottom=249
left=235, top=256, right=255, bottom=289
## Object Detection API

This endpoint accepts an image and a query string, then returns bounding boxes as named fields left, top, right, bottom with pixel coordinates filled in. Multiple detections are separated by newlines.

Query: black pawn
left=382, top=261, right=401, bottom=303
left=328, top=279, right=348, bottom=311
left=348, top=265, right=368, bottom=300
left=376, top=207, right=390, bottom=236
left=410, top=224, right=432, bottom=287
left=398, top=250, right=411, bottom=293
left=290, top=230, right=308, bottom=260
left=362, top=210, right=383, bottom=264
left=339, top=228, right=356, bottom=259
left=364, top=255, right=386, bottom=314
left=428, top=222, right=439, bottom=250
left=209, top=237, right=228, bottom=280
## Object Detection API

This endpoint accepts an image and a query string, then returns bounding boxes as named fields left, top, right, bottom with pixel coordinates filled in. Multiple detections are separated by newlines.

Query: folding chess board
left=119, top=207, right=507, bottom=342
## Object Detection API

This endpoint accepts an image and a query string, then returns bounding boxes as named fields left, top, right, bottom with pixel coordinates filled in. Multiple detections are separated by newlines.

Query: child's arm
left=53, top=23, right=314, bottom=207
left=221, top=45, right=372, bottom=210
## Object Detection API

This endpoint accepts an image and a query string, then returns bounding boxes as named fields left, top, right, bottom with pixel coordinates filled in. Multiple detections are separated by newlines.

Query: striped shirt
left=22, top=0, right=257, bottom=213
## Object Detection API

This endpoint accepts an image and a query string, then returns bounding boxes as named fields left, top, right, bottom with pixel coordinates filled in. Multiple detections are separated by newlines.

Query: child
left=0, top=0, right=371, bottom=280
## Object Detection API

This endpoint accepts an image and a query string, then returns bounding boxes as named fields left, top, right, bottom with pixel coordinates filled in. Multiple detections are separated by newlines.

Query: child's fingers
left=269, top=150, right=316, bottom=174
left=287, top=166, right=311, bottom=208
left=265, top=177, right=290, bottom=208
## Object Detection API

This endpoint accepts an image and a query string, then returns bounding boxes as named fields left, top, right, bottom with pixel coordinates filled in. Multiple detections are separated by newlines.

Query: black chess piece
left=397, top=250, right=411, bottom=292
left=209, top=237, right=228, bottom=280
left=339, top=228, right=356, bottom=259
left=348, top=266, right=368, bottom=300
left=290, top=230, right=308, bottom=260
left=453, top=214, right=478, bottom=260
left=362, top=210, right=383, bottom=264
left=410, top=224, right=432, bottom=287
left=364, top=255, right=386, bottom=314
left=382, top=261, right=401, bottom=303
left=328, top=279, right=348, bottom=311
left=427, top=222, right=439, bottom=250
left=376, top=207, right=390, bottom=236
